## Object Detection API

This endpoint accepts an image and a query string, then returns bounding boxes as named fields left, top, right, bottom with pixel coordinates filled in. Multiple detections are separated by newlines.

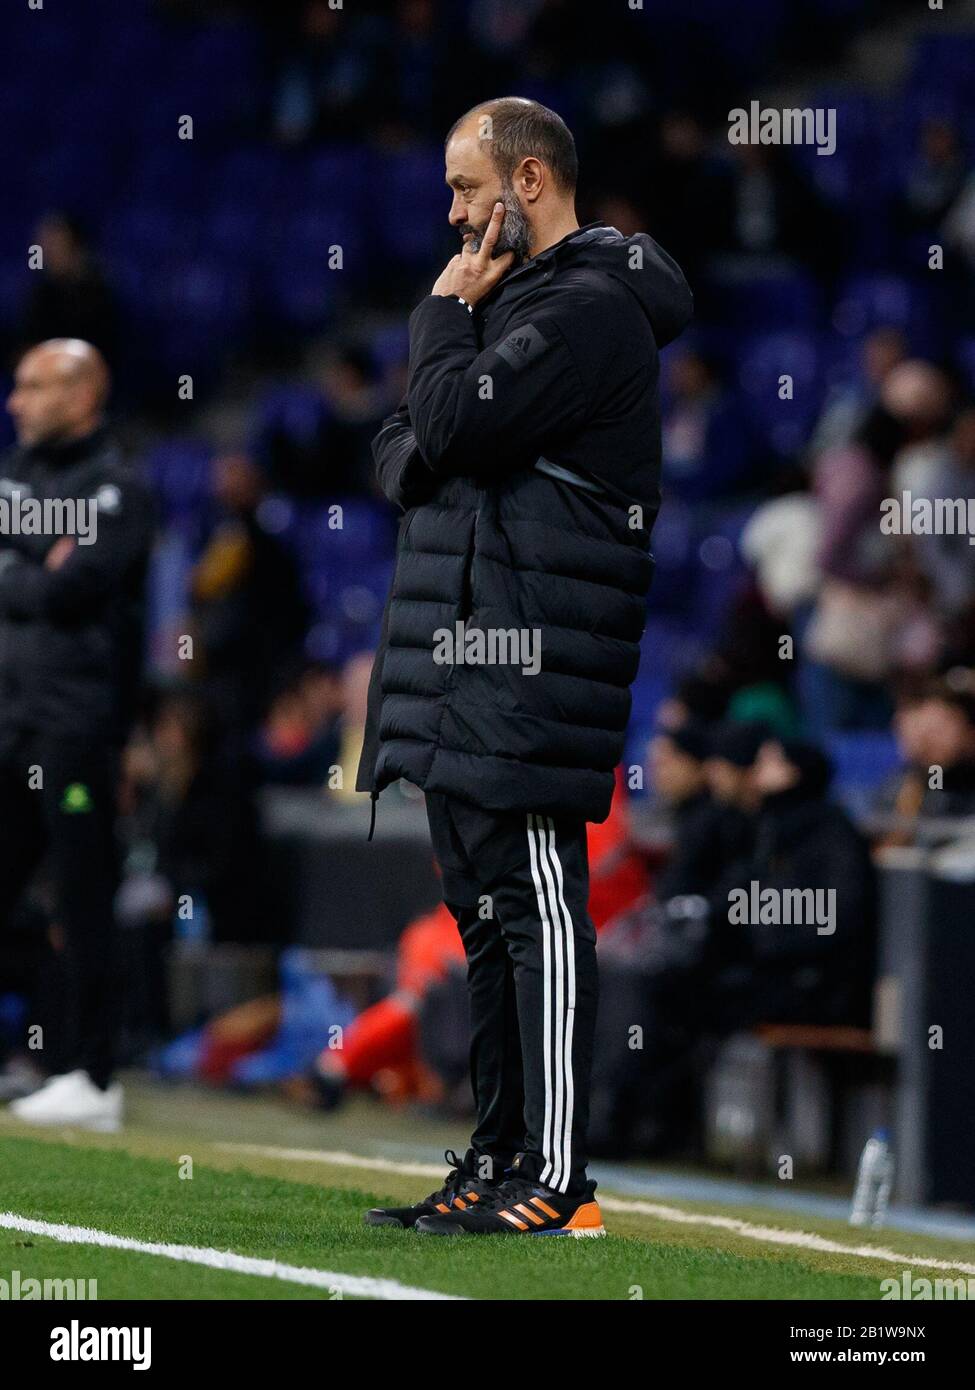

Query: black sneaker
left=363, top=1148, right=500, bottom=1229
left=414, top=1152, right=605, bottom=1237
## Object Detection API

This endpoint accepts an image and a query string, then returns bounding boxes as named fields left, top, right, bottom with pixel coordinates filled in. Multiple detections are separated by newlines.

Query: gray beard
left=466, top=188, right=532, bottom=263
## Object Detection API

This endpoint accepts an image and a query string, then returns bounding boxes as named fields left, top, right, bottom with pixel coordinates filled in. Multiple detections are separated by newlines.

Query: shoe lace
left=475, top=1175, right=538, bottom=1213
left=424, top=1149, right=471, bottom=1206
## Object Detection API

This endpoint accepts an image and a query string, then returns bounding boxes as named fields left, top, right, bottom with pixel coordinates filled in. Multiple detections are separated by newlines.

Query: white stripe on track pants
left=424, top=792, right=598, bottom=1194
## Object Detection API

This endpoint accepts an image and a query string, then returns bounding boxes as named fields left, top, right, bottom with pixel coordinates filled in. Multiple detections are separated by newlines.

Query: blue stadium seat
left=832, top=273, right=940, bottom=355
left=714, top=269, right=823, bottom=332
left=738, top=331, right=823, bottom=457
left=254, top=384, right=328, bottom=447
left=371, top=149, right=450, bottom=265
left=147, top=439, right=213, bottom=525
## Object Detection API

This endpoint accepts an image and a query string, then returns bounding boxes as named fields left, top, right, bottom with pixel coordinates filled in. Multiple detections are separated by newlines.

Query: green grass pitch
left=0, top=1082, right=972, bottom=1301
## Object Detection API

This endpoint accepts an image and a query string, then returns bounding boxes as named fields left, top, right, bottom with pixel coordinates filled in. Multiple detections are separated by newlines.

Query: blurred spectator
left=718, top=144, right=841, bottom=276
left=910, top=408, right=975, bottom=628
left=262, top=345, right=387, bottom=498
left=810, top=327, right=907, bottom=455
left=374, top=0, right=458, bottom=139
left=740, top=475, right=821, bottom=620
left=799, top=406, right=908, bottom=732
left=19, top=213, right=117, bottom=359
left=328, top=649, right=376, bottom=801
left=592, top=735, right=874, bottom=1157
left=256, top=660, right=343, bottom=787
left=661, top=348, right=754, bottom=501
left=745, top=737, right=876, bottom=1021
left=898, top=683, right=975, bottom=823
left=590, top=192, right=645, bottom=239
left=189, top=451, right=309, bottom=750
left=120, top=693, right=268, bottom=945
left=320, top=345, right=388, bottom=495
left=704, top=720, right=766, bottom=820
left=886, top=359, right=955, bottom=497
left=649, top=723, right=728, bottom=901
left=944, top=168, right=975, bottom=275
left=270, top=1, right=385, bottom=143
left=897, top=118, right=967, bottom=237
left=647, top=113, right=732, bottom=281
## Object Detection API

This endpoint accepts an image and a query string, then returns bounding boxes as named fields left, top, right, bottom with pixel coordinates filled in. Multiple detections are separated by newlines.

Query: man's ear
left=518, top=157, right=544, bottom=203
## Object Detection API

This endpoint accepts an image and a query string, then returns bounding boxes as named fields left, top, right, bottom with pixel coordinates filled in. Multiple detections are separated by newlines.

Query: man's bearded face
left=464, top=184, right=532, bottom=263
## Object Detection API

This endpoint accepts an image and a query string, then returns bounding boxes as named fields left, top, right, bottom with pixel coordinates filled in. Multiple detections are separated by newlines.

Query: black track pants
left=0, top=732, right=121, bottom=1088
left=424, top=791, right=598, bottom=1194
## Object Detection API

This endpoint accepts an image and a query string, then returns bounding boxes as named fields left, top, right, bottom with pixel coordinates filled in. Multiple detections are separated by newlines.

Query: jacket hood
left=543, top=223, right=693, bottom=348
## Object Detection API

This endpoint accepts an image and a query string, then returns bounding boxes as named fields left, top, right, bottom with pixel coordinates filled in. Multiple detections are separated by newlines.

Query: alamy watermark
left=0, top=484, right=106, bottom=545
left=1, top=1267, right=97, bottom=1299
left=880, top=491, right=975, bottom=544
left=433, top=621, right=541, bottom=676
left=882, top=1269, right=975, bottom=1299
left=728, top=881, right=836, bottom=935
left=728, top=101, right=836, bottom=156
left=50, top=1320, right=150, bottom=1370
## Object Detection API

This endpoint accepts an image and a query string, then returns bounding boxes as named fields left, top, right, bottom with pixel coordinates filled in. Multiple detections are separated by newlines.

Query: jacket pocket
left=458, top=517, right=476, bottom=624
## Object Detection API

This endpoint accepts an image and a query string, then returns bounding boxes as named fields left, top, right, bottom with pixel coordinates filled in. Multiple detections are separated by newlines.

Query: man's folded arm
left=0, top=481, right=152, bottom=623
left=405, top=293, right=591, bottom=475
left=371, top=399, right=440, bottom=510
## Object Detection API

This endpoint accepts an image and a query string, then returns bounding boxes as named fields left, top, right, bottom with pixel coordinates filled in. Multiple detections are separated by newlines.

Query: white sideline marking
left=595, top=1198, right=975, bottom=1277
left=216, top=1143, right=975, bottom=1276
left=0, top=1212, right=464, bottom=1301
left=217, top=1143, right=454, bottom=1178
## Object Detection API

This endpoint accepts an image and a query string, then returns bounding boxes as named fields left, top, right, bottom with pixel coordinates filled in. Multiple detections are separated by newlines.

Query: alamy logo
left=433, top=621, right=541, bottom=676
left=882, top=1269, right=975, bottom=1299
left=728, top=101, right=836, bottom=156
left=728, top=881, right=836, bottom=935
left=50, top=1321, right=150, bottom=1370
left=0, top=483, right=100, bottom=544
left=880, top=491, right=975, bottom=543
left=1, top=1269, right=97, bottom=1300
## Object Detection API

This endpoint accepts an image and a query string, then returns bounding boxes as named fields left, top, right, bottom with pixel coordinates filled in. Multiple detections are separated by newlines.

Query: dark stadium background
left=2, top=0, right=975, bottom=1207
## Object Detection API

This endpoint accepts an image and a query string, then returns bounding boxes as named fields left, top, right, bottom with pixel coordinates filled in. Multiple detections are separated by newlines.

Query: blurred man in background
left=189, top=450, right=308, bottom=757
left=0, top=339, right=152, bottom=1130
left=743, top=737, right=876, bottom=1026
left=648, top=722, right=731, bottom=900
left=888, top=682, right=975, bottom=829
left=19, top=213, right=118, bottom=360
left=592, top=733, right=875, bottom=1157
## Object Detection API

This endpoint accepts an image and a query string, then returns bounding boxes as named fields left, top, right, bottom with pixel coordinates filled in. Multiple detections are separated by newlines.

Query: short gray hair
left=446, top=97, right=578, bottom=194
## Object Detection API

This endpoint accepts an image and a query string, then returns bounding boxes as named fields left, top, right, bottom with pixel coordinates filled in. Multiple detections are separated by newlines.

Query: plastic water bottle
left=849, top=1128, right=894, bottom=1227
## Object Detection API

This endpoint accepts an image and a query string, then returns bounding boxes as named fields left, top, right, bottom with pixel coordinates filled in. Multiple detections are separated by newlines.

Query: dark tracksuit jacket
left=0, top=427, right=153, bottom=1085
left=357, top=222, right=693, bottom=1190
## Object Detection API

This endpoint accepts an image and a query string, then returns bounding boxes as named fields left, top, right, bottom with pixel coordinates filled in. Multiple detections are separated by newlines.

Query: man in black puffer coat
left=358, top=98, right=692, bottom=1234
left=0, top=339, right=152, bottom=1131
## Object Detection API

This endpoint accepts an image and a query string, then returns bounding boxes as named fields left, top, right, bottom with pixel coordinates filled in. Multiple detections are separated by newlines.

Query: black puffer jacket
left=357, top=223, right=692, bottom=826
left=0, top=427, right=153, bottom=743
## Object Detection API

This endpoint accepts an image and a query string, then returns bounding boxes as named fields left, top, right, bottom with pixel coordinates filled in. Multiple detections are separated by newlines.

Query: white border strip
left=0, top=1211, right=464, bottom=1301
left=527, top=813, right=557, bottom=1188
left=594, top=1198, right=975, bottom=1276
left=214, top=1144, right=975, bottom=1276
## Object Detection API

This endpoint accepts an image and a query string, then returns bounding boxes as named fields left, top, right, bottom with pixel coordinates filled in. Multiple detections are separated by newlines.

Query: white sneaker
left=8, top=1070, right=123, bottom=1132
